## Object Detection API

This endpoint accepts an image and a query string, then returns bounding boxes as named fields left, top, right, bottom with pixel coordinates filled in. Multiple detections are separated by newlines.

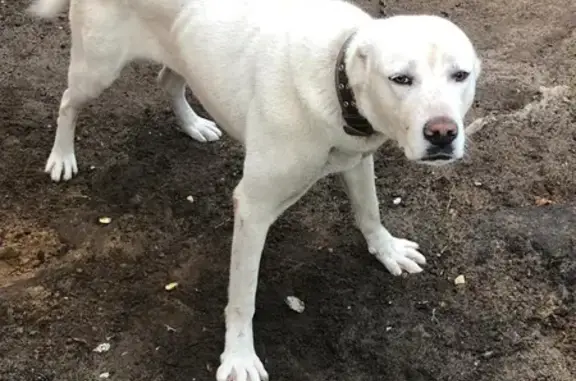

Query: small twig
left=431, top=308, right=439, bottom=324
left=444, top=186, right=454, bottom=216
left=70, top=337, right=89, bottom=346
left=164, top=324, right=177, bottom=332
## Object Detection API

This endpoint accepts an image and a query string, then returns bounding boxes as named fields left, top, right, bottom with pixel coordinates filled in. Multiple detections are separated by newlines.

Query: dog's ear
left=474, top=57, right=482, bottom=79
left=347, top=39, right=373, bottom=88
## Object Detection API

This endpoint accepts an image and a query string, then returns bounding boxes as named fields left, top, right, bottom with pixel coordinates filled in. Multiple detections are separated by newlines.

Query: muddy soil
left=1, top=1, right=575, bottom=380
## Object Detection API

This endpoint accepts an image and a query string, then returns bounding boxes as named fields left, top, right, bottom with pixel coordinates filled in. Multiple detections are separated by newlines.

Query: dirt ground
left=1, top=0, right=575, bottom=380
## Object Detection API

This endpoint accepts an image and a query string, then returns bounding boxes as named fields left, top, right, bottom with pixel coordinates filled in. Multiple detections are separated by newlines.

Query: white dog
left=29, top=0, right=481, bottom=380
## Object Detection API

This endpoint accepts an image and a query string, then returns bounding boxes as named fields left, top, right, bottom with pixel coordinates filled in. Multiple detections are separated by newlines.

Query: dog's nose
left=423, top=116, right=458, bottom=147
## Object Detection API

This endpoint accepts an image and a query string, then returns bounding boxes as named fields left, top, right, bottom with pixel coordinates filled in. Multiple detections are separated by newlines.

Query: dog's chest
left=322, top=147, right=372, bottom=175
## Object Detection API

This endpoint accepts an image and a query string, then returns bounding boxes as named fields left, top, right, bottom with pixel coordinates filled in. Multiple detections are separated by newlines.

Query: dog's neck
left=335, top=32, right=375, bottom=138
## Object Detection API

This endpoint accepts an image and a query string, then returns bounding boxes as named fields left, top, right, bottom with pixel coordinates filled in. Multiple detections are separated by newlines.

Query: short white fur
left=29, top=1, right=481, bottom=380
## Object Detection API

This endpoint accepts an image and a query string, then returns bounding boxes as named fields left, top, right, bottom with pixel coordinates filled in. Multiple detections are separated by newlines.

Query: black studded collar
left=335, top=32, right=375, bottom=137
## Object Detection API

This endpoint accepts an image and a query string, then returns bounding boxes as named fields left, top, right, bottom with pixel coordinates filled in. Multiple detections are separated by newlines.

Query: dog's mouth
left=417, top=146, right=457, bottom=164
left=420, top=153, right=453, bottom=161
left=417, top=153, right=457, bottom=166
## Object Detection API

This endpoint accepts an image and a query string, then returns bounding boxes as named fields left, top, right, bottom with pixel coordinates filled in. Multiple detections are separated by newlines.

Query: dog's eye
left=389, top=75, right=413, bottom=86
left=451, top=70, right=470, bottom=82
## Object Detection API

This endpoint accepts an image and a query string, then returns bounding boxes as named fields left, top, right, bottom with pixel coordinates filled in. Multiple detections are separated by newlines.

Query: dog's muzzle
left=420, top=116, right=458, bottom=162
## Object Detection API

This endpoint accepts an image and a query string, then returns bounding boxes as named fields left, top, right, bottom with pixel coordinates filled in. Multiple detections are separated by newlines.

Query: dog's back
left=27, top=0, right=373, bottom=166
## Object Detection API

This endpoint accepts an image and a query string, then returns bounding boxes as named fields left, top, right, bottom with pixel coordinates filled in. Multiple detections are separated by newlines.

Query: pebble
left=285, top=296, right=305, bottom=313
left=98, top=217, right=111, bottom=225
left=93, top=343, right=111, bottom=353
left=164, top=282, right=178, bottom=291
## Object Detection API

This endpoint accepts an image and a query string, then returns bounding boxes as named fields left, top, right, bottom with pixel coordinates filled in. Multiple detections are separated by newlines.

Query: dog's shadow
left=80, top=105, right=238, bottom=213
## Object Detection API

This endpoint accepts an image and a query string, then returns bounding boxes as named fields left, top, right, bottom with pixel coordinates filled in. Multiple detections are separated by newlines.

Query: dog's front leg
left=217, top=184, right=271, bottom=381
left=339, top=155, right=426, bottom=275
left=217, top=144, right=322, bottom=381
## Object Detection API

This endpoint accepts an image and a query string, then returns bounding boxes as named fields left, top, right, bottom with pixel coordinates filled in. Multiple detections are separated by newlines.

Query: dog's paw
left=369, top=236, right=426, bottom=276
left=182, top=117, right=222, bottom=142
left=217, top=350, right=268, bottom=381
left=45, top=150, right=78, bottom=182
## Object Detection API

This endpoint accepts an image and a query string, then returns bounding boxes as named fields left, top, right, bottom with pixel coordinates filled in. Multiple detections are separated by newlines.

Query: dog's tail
left=28, top=0, right=70, bottom=18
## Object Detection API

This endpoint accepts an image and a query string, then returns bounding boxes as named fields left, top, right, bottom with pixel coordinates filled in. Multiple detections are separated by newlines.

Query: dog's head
left=347, top=15, right=481, bottom=165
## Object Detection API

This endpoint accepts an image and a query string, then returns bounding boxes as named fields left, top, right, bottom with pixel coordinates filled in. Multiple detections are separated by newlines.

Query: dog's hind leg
left=157, top=66, right=222, bottom=142
left=46, top=24, right=126, bottom=182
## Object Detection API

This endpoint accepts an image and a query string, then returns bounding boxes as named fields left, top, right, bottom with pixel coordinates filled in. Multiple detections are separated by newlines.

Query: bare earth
left=1, top=0, right=575, bottom=380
